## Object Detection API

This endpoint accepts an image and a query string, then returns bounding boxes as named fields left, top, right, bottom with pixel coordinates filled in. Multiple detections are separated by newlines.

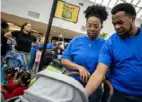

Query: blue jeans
left=79, top=80, right=102, bottom=102
left=110, top=89, right=142, bottom=102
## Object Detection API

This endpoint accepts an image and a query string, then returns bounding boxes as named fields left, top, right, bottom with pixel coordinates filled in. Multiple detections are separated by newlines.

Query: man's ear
left=132, top=16, right=136, bottom=23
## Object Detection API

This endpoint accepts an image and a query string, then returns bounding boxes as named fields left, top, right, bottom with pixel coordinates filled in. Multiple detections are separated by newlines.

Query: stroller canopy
left=11, top=70, right=88, bottom=102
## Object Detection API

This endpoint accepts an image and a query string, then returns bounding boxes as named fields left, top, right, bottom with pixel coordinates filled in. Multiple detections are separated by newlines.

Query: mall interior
left=1, top=0, right=142, bottom=102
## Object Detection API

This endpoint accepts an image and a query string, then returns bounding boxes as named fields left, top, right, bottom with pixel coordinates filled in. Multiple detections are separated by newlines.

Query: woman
left=5, top=23, right=38, bottom=65
left=61, top=5, right=108, bottom=102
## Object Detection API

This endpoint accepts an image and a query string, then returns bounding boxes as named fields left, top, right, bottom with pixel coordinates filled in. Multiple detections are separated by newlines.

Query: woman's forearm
left=4, top=32, right=16, bottom=44
left=61, top=58, right=81, bottom=71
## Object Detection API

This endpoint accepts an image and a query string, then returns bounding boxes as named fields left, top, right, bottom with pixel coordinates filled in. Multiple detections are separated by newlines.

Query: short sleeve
left=62, top=38, right=76, bottom=61
left=98, top=40, right=113, bottom=67
left=11, top=30, right=20, bottom=38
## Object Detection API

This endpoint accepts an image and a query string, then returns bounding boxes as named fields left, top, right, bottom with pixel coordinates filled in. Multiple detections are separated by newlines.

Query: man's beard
left=118, top=24, right=133, bottom=39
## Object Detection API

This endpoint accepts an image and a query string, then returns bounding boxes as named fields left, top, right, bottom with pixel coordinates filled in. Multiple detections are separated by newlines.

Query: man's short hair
left=111, top=3, right=136, bottom=16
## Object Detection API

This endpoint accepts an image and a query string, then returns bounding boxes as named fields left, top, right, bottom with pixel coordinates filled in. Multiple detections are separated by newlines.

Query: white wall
left=1, top=0, right=53, bottom=22
left=2, top=0, right=142, bottom=36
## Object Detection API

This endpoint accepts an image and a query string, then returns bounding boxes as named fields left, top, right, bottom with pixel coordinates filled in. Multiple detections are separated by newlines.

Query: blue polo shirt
left=46, top=42, right=53, bottom=49
left=99, top=28, right=142, bottom=95
left=62, top=35, right=104, bottom=80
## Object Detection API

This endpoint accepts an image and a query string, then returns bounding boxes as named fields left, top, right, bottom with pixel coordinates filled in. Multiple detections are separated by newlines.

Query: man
left=85, top=3, right=142, bottom=102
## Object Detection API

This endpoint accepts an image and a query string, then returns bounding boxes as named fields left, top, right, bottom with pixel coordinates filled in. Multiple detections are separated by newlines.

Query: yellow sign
left=55, top=0, right=80, bottom=23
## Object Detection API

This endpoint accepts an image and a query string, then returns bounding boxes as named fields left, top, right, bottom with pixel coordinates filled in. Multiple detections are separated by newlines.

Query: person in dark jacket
left=4, top=23, right=38, bottom=65
left=1, top=20, right=9, bottom=56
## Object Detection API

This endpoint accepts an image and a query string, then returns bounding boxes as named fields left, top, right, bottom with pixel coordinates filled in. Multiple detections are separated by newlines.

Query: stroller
left=6, top=70, right=88, bottom=102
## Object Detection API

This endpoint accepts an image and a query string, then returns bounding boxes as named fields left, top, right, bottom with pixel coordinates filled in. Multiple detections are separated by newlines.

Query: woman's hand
left=4, top=32, right=16, bottom=45
left=11, top=39, right=17, bottom=45
left=77, top=66, right=90, bottom=82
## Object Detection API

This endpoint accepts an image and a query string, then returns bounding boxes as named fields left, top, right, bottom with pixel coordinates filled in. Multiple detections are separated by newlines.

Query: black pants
left=110, top=89, right=142, bottom=102
left=1, top=44, right=9, bottom=56
left=79, top=80, right=102, bottom=102
left=101, top=82, right=110, bottom=102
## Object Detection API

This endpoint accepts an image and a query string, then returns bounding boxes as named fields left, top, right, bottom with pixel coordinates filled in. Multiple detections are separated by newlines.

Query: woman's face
left=24, top=23, right=32, bottom=33
left=86, top=16, right=102, bottom=39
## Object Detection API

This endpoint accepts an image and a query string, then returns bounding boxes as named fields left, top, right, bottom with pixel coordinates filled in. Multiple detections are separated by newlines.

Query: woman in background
left=5, top=23, right=38, bottom=65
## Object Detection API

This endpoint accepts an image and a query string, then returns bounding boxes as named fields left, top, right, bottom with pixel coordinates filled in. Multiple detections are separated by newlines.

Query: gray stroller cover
left=6, top=70, right=88, bottom=102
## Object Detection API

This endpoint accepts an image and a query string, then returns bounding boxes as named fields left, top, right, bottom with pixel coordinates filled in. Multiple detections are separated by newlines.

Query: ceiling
left=89, top=0, right=142, bottom=19
left=2, top=0, right=141, bottom=39
left=1, top=12, right=82, bottom=39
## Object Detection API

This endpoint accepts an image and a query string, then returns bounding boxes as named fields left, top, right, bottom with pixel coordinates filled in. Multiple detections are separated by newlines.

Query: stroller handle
left=66, top=72, right=80, bottom=76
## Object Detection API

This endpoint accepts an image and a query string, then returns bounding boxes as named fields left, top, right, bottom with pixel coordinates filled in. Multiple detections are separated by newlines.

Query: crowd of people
left=1, top=20, right=66, bottom=101
left=1, top=2, right=142, bottom=102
